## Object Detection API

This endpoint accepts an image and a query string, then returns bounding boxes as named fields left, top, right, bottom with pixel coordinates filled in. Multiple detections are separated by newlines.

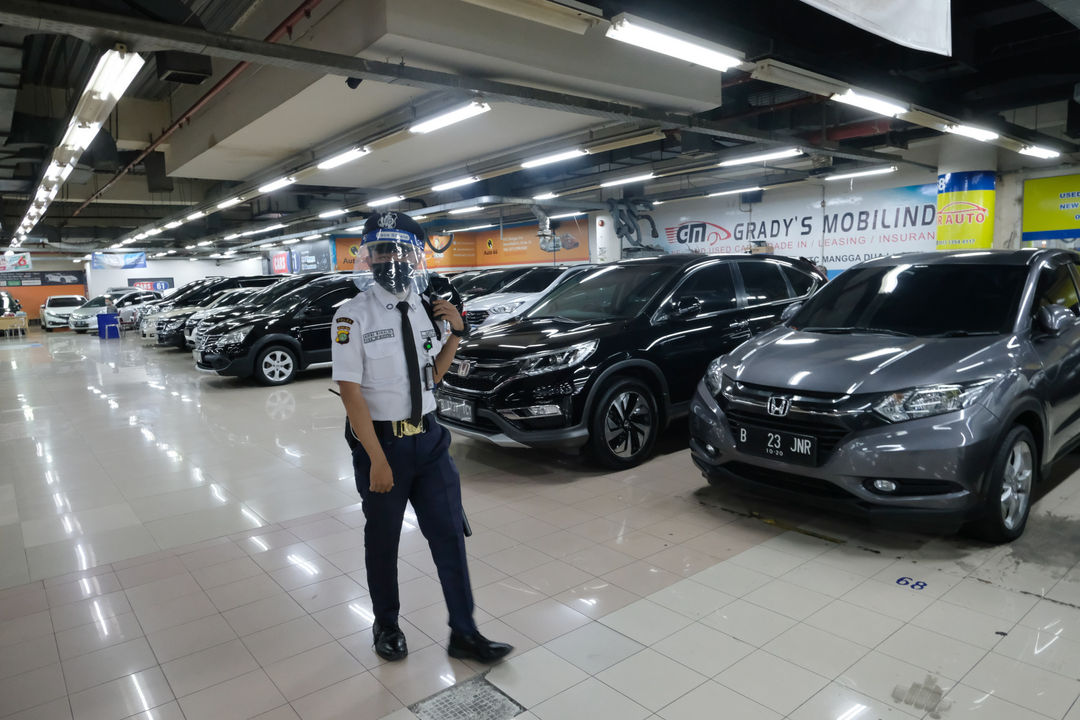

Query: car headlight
left=165, top=319, right=185, bottom=331
left=705, top=357, right=725, bottom=396
left=489, top=300, right=526, bottom=315
left=517, top=340, right=597, bottom=376
left=873, top=380, right=995, bottom=422
left=220, top=325, right=253, bottom=345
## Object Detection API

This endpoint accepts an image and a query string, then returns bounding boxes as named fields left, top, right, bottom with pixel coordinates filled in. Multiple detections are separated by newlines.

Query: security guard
left=332, top=211, right=512, bottom=663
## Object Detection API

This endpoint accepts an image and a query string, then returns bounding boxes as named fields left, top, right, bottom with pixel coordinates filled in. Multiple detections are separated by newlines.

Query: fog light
left=501, top=404, right=563, bottom=420
left=704, top=443, right=718, bottom=456
left=872, top=479, right=898, bottom=493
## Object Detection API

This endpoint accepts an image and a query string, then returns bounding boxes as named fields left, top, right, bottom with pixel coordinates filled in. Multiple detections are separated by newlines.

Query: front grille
left=723, top=461, right=857, bottom=499
left=445, top=356, right=517, bottom=393
left=466, top=309, right=490, bottom=324
left=726, top=407, right=851, bottom=457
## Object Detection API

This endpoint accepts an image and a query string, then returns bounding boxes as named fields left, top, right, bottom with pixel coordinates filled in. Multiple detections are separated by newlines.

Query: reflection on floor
left=2, top=330, right=1080, bottom=720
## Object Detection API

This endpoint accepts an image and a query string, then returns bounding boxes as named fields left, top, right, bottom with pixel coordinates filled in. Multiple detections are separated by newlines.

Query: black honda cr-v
left=436, top=254, right=825, bottom=467
left=195, top=274, right=359, bottom=385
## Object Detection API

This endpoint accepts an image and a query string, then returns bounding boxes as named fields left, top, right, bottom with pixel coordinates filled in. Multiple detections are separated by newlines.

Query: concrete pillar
left=936, top=136, right=999, bottom=251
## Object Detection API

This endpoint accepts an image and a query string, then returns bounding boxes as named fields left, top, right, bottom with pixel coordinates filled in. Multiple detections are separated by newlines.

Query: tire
left=73, top=329, right=86, bottom=334
left=43, top=326, right=53, bottom=333
left=254, top=345, right=298, bottom=386
left=966, top=425, right=1036, bottom=543
left=587, top=377, right=659, bottom=469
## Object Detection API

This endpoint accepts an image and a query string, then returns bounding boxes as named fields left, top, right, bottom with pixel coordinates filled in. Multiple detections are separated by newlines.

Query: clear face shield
left=352, top=231, right=430, bottom=295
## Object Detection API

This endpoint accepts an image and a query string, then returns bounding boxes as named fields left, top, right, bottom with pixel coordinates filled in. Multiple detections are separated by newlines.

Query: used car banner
left=0, top=270, right=85, bottom=287
left=1021, top=173, right=1080, bottom=243
left=651, top=182, right=938, bottom=274
left=0, top=252, right=32, bottom=272
left=936, top=171, right=996, bottom=251
left=91, top=252, right=147, bottom=269
left=798, top=0, right=951, bottom=56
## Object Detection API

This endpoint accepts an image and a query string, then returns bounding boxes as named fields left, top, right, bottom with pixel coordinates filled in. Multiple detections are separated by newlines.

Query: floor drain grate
left=410, top=674, right=525, bottom=720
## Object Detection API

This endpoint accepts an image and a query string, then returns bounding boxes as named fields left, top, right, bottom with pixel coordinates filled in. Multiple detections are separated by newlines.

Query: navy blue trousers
left=346, top=419, right=477, bottom=636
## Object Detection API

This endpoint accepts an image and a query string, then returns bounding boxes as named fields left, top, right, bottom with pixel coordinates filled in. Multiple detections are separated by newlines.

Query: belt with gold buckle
left=391, top=419, right=425, bottom=437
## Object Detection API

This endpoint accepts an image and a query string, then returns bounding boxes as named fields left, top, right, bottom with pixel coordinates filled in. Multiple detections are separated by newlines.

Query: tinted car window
left=1033, top=265, right=1080, bottom=316
left=738, top=262, right=792, bottom=305
left=264, top=280, right=344, bottom=315
left=48, top=297, right=85, bottom=308
left=671, top=263, right=738, bottom=314
left=308, top=287, right=356, bottom=315
left=793, top=263, right=1029, bottom=336
left=527, top=264, right=672, bottom=321
left=499, top=267, right=564, bottom=293
left=781, top=265, right=816, bottom=296
left=459, top=270, right=513, bottom=295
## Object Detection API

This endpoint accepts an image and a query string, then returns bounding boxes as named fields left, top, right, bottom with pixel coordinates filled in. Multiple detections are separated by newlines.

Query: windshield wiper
left=802, top=326, right=914, bottom=337
left=925, top=330, right=1000, bottom=338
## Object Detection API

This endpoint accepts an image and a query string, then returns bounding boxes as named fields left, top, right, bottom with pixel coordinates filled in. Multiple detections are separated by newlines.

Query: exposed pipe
left=69, top=0, right=323, bottom=218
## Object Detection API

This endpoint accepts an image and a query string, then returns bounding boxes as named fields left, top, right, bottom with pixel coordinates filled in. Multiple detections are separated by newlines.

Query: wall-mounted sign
left=0, top=253, right=32, bottom=272
left=128, top=277, right=174, bottom=291
left=936, top=171, right=995, bottom=251
left=0, top=270, right=85, bottom=287
left=1022, top=174, right=1080, bottom=243
left=271, top=252, right=290, bottom=274
left=92, top=252, right=147, bottom=269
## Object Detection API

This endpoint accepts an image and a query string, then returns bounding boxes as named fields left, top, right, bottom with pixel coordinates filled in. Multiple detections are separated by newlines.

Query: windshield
left=83, top=293, right=124, bottom=308
left=499, top=267, right=565, bottom=294
left=262, top=281, right=333, bottom=315
left=208, top=289, right=252, bottom=308
left=526, top=264, right=674, bottom=321
left=458, top=270, right=512, bottom=295
left=243, top=276, right=312, bottom=307
left=450, top=272, right=478, bottom=290
left=792, top=263, right=1030, bottom=336
left=165, top=279, right=214, bottom=304
left=49, top=297, right=84, bottom=308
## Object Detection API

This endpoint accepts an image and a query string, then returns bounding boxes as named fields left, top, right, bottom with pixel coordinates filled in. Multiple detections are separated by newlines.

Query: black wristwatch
left=451, top=322, right=470, bottom=339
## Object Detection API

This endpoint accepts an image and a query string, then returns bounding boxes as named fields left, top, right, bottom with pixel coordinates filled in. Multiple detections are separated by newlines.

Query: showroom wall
left=0, top=257, right=89, bottom=320
left=84, top=257, right=264, bottom=296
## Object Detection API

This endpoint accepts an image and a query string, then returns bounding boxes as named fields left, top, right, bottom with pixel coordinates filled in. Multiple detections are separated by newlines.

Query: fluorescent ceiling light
left=345, top=225, right=366, bottom=232
left=217, top=197, right=242, bottom=209
left=549, top=211, right=585, bottom=219
left=449, top=206, right=482, bottom=215
left=186, top=211, right=206, bottom=221
left=121, top=238, right=136, bottom=245
left=718, top=148, right=803, bottom=167
left=831, top=89, right=907, bottom=118
left=64, top=122, right=102, bottom=151
left=318, top=208, right=347, bottom=218
left=146, top=228, right=163, bottom=236
left=108, top=243, right=122, bottom=249
left=600, top=172, right=655, bottom=187
left=166, top=249, right=176, bottom=254
left=368, top=195, right=405, bottom=207
left=606, top=12, right=742, bottom=72
left=184, top=244, right=196, bottom=249
left=284, top=238, right=302, bottom=245
left=134, top=232, right=148, bottom=240
left=85, top=47, right=145, bottom=101
left=1020, top=145, right=1061, bottom=159
left=189, top=258, right=198, bottom=262
left=410, top=101, right=491, bottom=134
left=432, top=176, right=480, bottom=192
left=708, top=186, right=762, bottom=197
left=945, top=124, right=998, bottom=142
left=197, top=240, right=213, bottom=246
left=244, top=224, right=286, bottom=236
left=533, top=192, right=558, bottom=200
left=302, top=234, right=322, bottom=241
left=223, top=250, right=236, bottom=256
left=224, top=233, right=242, bottom=241
left=451, top=224, right=495, bottom=232
left=521, top=149, right=586, bottom=169
left=44, top=162, right=73, bottom=183
left=258, top=176, right=296, bottom=194
left=410, top=214, right=429, bottom=221
left=259, top=241, right=277, bottom=247
left=316, top=146, right=371, bottom=170
left=826, top=165, right=898, bottom=181
left=164, top=220, right=183, bottom=229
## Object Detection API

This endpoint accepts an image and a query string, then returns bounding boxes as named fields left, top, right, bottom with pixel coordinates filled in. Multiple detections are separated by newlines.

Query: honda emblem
left=767, top=396, right=792, bottom=417
left=457, top=359, right=472, bottom=377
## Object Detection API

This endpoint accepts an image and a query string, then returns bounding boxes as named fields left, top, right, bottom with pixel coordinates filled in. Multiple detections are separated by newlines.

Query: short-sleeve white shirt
left=331, top=284, right=447, bottom=421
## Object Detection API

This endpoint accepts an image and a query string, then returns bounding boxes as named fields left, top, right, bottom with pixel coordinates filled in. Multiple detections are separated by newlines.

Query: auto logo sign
left=938, top=200, right=988, bottom=225
left=767, top=396, right=792, bottom=417
left=665, top=221, right=732, bottom=247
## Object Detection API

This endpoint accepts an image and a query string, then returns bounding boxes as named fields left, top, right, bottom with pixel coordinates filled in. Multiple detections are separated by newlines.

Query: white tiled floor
left=4, top=330, right=1080, bottom=719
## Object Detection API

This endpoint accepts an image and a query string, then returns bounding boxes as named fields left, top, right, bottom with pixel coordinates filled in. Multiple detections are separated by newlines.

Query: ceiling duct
left=459, top=0, right=603, bottom=34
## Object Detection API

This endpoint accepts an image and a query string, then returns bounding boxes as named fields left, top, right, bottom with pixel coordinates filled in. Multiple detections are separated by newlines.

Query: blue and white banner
left=92, top=252, right=147, bottom=269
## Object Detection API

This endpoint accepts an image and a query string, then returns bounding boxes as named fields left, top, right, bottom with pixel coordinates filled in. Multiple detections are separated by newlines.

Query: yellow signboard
left=1022, top=174, right=1080, bottom=242
left=936, top=171, right=995, bottom=250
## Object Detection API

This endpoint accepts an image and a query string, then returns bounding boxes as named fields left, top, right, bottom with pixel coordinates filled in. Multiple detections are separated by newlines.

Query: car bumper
left=68, top=317, right=97, bottom=330
left=435, top=388, right=590, bottom=450
left=41, top=314, right=71, bottom=328
left=194, top=349, right=253, bottom=377
left=156, top=328, right=185, bottom=347
left=688, top=380, right=997, bottom=520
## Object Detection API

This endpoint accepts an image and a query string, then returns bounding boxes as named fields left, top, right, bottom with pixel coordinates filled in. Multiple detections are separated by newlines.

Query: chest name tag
left=421, top=329, right=436, bottom=339
left=363, top=329, right=395, bottom=343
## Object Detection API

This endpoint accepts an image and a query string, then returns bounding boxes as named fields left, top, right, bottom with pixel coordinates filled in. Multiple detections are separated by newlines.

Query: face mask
left=372, top=260, right=413, bottom=293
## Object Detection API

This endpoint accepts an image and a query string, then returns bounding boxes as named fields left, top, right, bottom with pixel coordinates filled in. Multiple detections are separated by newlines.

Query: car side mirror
left=781, top=302, right=802, bottom=323
left=1037, top=303, right=1075, bottom=337
left=672, top=296, right=702, bottom=319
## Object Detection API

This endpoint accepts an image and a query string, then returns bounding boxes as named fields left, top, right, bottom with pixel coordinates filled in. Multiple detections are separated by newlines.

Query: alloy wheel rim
left=603, top=390, right=653, bottom=458
left=1000, top=438, right=1033, bottom=531
left=263, top=350, right=294, bottom=381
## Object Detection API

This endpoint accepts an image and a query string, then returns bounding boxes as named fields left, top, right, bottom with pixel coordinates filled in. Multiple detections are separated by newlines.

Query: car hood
left=722, top=326, right=1019, bottom=395
left=45, top=307, right=77, bottom=315
left=69, top=307, right=102, bottom=317
left=462, top=316, right=624, bottom=360
left=466, top=292, right=538, bottom=312
left=191, top=304, right=241, bottom=320
left=157, top=306, right=201, bottom=319
left=211, top=312, right=278, bottom=333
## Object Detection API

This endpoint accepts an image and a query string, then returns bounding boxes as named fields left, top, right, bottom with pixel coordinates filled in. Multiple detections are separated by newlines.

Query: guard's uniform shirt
left=331, top=283, right=446, bottom=420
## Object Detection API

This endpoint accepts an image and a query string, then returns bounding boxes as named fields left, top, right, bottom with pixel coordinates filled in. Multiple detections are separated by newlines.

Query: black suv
left=195, top=274, right=359, bottom=385
left=436, top=254, right=825, bottom=467
left=184, top=273, right=329, bottom=349
left=152, top=276, right=278, bottom=348
left=456, top=267, right=535, bottom=302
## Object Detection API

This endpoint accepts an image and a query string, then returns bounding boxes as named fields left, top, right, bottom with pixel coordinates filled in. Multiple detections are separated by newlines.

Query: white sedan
left=39, top=295, right=87, bottom=331
left=463, top=265, right=589, bottom=327
left=68, top=290, right=161, bottom=333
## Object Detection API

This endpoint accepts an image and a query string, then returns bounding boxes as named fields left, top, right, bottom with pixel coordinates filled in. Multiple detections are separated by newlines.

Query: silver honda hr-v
left=690, top=249, right=1080, bottom=542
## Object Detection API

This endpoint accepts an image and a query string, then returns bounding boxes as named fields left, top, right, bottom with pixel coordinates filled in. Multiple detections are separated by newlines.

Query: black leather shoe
left=373, top=622, right=408, bottom=661
left=447, top=631, right=513, bottom=663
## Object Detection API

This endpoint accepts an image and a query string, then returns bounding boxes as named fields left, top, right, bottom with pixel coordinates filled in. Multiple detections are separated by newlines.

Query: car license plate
left=438, top=396, right=474, bottom=423
left=732, top=422, right=817, bottom=466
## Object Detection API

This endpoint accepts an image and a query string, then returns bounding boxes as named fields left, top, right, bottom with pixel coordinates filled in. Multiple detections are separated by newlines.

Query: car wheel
left=43, top=326, right=52, bottom=332
left=967, top=425, right=1036, bottom=543
left=73, top=329, right=86, bottom=334
left=587, top=377, right=659, bottom=469
left=255, top=346, right=298, bottom=386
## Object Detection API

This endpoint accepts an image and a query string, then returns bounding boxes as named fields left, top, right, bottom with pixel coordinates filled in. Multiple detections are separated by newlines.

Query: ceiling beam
left=0, top=0, right=924, bottom=168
